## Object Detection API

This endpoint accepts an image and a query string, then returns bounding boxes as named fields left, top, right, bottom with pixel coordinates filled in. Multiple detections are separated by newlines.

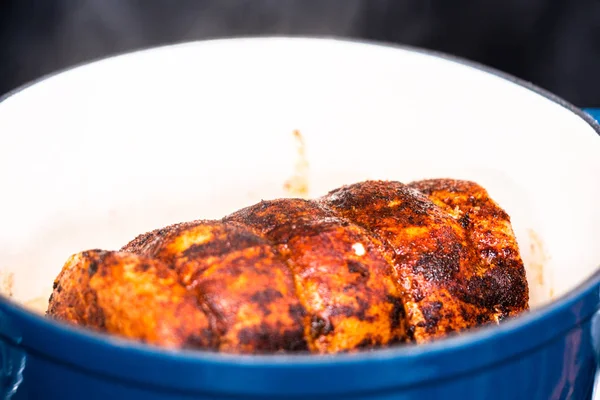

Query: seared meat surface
left=123, top=221, right=307, bottom=353
left=47, top=179, right=529, bottom=354
left=225, top=199, right=405, bottom=353
left=47, top=250, right=213, bottom=349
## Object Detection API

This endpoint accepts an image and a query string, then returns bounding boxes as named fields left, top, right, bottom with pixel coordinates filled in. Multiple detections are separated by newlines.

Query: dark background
left=1, top=0, right=599, bottom=107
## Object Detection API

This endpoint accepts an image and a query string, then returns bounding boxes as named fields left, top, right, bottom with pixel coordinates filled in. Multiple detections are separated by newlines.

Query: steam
left=1, top=0, right=366, bottom=94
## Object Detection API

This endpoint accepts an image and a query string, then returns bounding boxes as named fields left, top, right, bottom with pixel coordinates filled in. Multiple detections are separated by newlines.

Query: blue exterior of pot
left=586, top=108, right=600, bottom=123
left=0, top=265, right=599, bottom=400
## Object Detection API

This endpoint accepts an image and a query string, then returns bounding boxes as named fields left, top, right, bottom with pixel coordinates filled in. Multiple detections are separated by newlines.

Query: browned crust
left=46, top=250, right=215, bottom=349
left=407, top=179, right=529, bottom=318
left=225, top=199, right=406, bottom=353
left=47, top=179, right=529, bottom=353
left=137, top=221, right=308, bottom=353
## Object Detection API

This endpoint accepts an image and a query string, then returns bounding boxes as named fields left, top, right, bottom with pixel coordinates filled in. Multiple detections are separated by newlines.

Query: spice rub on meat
left=47, top=179, right=529, bottom=354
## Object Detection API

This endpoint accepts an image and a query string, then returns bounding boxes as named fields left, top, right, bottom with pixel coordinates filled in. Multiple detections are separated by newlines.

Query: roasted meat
left=47, top=179, right=529, bottom=354
left=122, top=221, right=308, bottom=353
left=225, top=199, right=406, bottom=353
left=46, top=250, right=214, bottom=349
left=321, top=180, right=528, bottom=343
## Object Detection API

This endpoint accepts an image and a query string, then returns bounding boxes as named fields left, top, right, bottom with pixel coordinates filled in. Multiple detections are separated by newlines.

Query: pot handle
left=584, top=108, right=600, bottom=123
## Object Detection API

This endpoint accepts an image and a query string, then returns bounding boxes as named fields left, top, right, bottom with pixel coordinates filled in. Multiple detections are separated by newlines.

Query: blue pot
left=0, top=38, right=599, bottom=399
left=0, top=270, right=599, bottom=399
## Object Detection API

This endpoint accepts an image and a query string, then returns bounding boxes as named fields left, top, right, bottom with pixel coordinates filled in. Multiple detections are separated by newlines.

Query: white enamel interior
left=0, top=37, right=599, bottom=316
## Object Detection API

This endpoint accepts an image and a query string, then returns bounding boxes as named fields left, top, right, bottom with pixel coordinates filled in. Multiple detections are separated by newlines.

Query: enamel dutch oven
left=0, top=37, right=599, bottom=400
